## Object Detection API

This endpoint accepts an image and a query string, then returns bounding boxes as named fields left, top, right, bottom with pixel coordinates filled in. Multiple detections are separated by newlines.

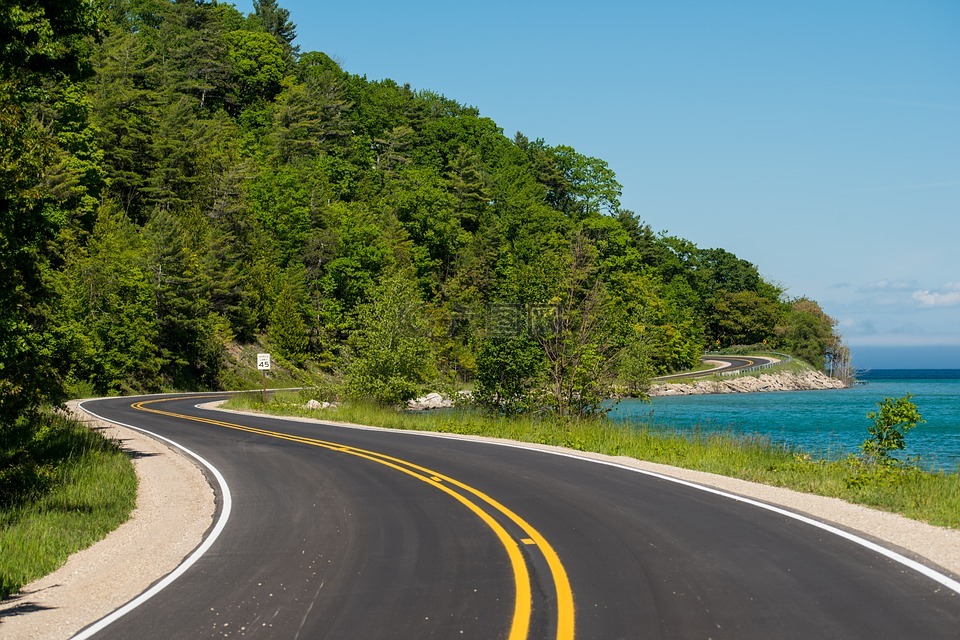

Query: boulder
left=407, top=392, right=453, bottom=411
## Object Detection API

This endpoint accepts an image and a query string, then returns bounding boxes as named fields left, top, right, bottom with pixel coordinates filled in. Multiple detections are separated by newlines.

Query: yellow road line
left=133, top=398, right=575, bottom=639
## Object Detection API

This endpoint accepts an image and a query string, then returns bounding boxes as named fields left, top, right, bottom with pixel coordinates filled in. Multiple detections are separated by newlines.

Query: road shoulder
left=0, top=401, right=214, bottom=640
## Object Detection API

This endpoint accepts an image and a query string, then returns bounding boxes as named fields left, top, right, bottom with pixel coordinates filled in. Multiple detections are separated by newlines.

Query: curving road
left=654, top=354, right=780, bottom=382
left=76, top=394, right=960, bottom=639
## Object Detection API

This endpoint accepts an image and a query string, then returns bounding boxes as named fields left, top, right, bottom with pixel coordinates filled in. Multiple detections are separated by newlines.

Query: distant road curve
left=654, top=354, right=781, bottom=382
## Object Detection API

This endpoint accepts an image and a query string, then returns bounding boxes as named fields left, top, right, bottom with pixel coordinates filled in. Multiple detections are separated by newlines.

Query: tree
left=705, top=290, right=780, bottom=348
left=88, top=26, right=159, bottom=222
left=344, top=270, right=435, bottom=405
left=251, top=0, right=298, bottom=57
left=144, top=208, right=220, bottom=388
left=526, top=142, right=622, bottom=218
left=693, top=248, right=764, bottom=295
left=775, top=298, right=839, bottom=370
left=226, top=29, right=287, bottom=108
left=536, top=234, right=623, bottom=417
left=861, top=394, right=924, bottom=465
left=246, top=163, right=316, bottom=266
left=270, top=81, right=351, bottom=162
left=168, top=0, right=234, bottom=111
left=387, top=166, right=463, bottom=288
left=0, top=0, right=98, bottom=419
left=320, top=202, right=396, bottom=312
left=269, top=267, right=310, bottom=364
left=57, top=203, right=162, bottom=394
left=445, top=144, right=492, bottom=232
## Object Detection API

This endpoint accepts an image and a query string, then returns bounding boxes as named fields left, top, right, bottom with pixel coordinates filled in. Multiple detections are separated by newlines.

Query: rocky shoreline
left=649, top=370, right=847, bottom=396
left=402, top=371, right=848, bottom=408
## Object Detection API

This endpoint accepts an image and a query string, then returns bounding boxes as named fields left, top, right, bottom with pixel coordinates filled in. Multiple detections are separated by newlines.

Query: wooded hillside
left=1, top=0, right=847, bottom=419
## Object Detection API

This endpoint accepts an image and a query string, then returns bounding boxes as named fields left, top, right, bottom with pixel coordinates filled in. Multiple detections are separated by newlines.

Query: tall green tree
left=536, top=234, right=624, bottom=416
left=144, top=208, right=223, bottom=388
left=526, top=141, right=622, bottom=218
left=251, top=0, right=298, bottom=57
left=775, top=298, right=838, bottom=369
left=226, top=29, right=287, bottom=108
left=705, top=290, right=780, bottom=347
left=57, top=203, right=162, bottom=393
left=344, top=270, right=435, bottom=405
left=269, top=266, right=310, bottom=364
left=88, top=25, right=158, bottom=222
left=0, top=0, right=98, bottom=419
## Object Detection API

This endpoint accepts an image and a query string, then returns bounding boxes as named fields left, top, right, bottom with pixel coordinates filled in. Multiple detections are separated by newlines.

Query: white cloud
left=912, top=283, right=960, bottom=307
left=858, top=279, right=917, bottom=293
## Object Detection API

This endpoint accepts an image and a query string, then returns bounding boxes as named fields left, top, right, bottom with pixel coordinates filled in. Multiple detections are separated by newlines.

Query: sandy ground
left=2, top=402, right=958, bottom=639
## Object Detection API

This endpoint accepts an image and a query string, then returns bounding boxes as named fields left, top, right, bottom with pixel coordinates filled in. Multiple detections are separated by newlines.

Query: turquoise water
left=609, top=370, right=960, bottom=472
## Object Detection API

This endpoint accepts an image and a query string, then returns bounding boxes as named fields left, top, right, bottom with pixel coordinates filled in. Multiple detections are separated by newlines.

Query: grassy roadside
left=225, top=391, right=960, bottom=529
left=0, top=410, right=137, bottom=600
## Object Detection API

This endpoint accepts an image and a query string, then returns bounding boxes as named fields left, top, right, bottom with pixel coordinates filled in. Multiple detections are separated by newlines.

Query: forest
left=1, top=0, right=847, bottom=425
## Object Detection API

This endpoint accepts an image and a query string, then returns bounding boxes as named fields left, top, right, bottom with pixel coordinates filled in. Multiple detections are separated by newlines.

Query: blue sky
left=239, top=1, right=959, bottom=368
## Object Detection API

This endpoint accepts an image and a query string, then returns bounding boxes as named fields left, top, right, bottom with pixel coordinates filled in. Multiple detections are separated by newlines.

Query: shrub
left=861, top=394, right=924, bottom=465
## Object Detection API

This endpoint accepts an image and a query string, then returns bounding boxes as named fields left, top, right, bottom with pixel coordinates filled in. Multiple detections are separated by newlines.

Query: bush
left=861, top=394, right=924, bottom=465
left=473, top=335, right=546, bottom=415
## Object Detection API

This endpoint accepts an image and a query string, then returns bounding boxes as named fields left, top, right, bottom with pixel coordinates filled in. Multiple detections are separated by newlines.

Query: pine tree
left=252, top=0, right=299, bottom=57
left=269, top=267, right=310, bottom=364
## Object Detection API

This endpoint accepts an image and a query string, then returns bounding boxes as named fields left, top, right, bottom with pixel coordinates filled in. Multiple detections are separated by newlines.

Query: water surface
left=609, top=370, right=960, bottom=472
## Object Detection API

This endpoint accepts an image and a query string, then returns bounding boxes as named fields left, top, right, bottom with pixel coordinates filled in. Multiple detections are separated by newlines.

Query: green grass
left=225, top=390, right=960, bottom=529
left=0, top=411, right=137, bottom=600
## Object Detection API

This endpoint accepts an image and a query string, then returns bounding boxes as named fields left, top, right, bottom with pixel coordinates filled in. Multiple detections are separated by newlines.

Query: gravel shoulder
left=2, top=401, right=957, bottom=639
left=0, top=401, right=214, bottom=640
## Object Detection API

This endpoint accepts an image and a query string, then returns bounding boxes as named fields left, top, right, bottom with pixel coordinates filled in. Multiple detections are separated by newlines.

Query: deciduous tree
left=344, top=270, right=435, bottom=405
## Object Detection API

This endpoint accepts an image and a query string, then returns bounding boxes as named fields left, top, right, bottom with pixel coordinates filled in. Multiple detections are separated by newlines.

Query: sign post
left=257, top=353, right=271, bottom=403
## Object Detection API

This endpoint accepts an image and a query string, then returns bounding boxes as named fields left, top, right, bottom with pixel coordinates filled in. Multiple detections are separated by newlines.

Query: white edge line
left=549, top=447, right=960, bottom=595
left=212, top=405, right=960, bottom=596
left=70, top=399, right=233, bottom=640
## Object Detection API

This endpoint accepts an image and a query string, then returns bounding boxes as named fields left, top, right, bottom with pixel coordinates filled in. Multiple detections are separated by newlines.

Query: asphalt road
left=77, top=394, right=960, bottom=639
left=654, top=355, right=779, bottom=381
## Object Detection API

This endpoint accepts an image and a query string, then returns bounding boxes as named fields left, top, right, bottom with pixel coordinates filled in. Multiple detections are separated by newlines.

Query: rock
left=649, top=371, right=847, bottom=397
left=304, top=399, right=336, bottom=410
left=407, top=392, right=453, bottom=410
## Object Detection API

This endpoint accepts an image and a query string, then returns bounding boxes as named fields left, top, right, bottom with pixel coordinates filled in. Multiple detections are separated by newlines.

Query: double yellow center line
left=133, top=398, right=575, bottom=640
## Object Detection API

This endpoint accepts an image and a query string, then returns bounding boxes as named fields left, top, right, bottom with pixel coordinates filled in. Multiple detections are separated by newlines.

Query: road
left=654, top=354, right=780, bottom=382
left=77, top=394, right=960, bottom=639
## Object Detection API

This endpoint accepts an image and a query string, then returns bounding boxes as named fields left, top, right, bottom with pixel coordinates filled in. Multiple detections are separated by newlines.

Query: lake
left=609, top=370, right=960, bottom=472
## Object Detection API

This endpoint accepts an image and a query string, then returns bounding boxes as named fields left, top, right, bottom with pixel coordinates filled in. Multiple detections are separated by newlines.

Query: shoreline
left=649, top=370, right=847, bottom=396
